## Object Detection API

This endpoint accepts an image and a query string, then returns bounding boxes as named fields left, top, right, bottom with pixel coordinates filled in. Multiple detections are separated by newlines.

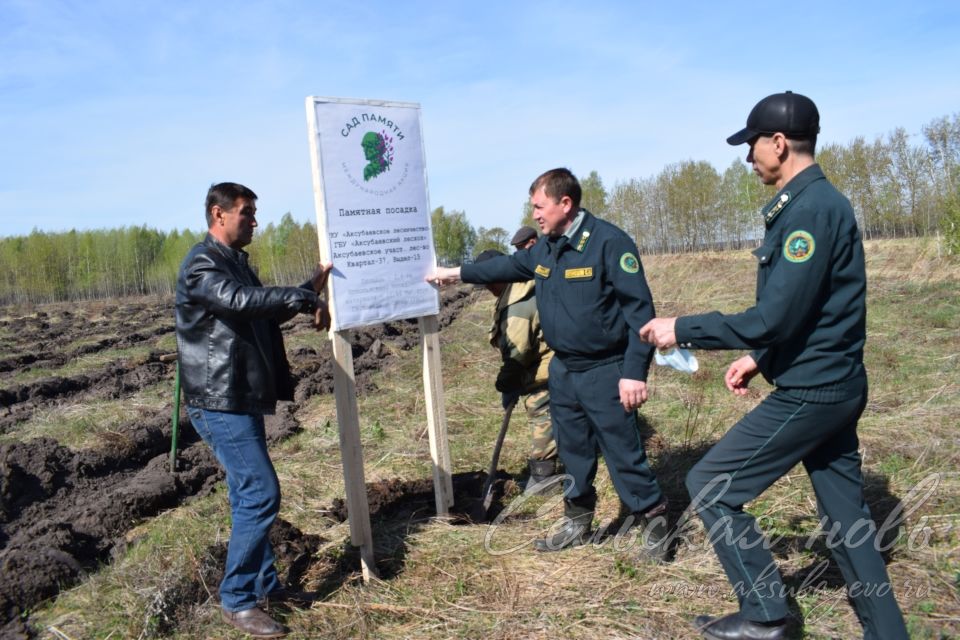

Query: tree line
left=1, top=113, right=957, bottom=303
left=0, top=214, right=322, bottom=304
left=435, top=112, right=960, bottom=262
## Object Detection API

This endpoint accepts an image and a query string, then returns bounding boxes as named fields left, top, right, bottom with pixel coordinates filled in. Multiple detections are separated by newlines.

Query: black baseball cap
left=510, top=226, right=538, bottom=247
left=475, top=249, right=505, bottom=263
left=727, top=91, right=820, bottom=145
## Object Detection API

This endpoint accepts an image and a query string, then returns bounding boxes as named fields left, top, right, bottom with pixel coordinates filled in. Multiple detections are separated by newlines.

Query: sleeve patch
left=784, top=230, right=815, bottom=263
left=619, top=252, right=640, bottom=273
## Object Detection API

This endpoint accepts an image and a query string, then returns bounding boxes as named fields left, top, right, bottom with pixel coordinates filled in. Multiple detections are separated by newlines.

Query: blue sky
left=2, top=0, right=959, bottom=239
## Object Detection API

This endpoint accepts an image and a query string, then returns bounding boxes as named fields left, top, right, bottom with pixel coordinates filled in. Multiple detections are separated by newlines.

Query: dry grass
left=29, top=238, right=960, bottom=639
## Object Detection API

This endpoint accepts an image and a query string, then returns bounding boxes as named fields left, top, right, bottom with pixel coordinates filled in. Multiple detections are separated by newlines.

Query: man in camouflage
left=475, top=248, right=560, bottom=491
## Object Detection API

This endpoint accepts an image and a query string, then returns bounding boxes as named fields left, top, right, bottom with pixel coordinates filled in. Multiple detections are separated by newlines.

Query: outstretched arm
left=425, top=266, right=462, bottom=286
left=639, top=317, right=677, bottom=349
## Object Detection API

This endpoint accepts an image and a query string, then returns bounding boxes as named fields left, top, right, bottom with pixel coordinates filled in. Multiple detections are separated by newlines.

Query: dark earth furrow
left=0, top=286, right=480, bottom=636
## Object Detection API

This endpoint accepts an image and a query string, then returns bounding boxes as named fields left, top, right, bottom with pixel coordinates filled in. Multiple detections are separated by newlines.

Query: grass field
left=31, top=237, right=959, bottom=639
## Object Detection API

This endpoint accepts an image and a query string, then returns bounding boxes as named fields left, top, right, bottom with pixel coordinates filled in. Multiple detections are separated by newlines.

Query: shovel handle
left=479, top=399, right=517, bottom=513
left=170, top=361, right=181, bottom=473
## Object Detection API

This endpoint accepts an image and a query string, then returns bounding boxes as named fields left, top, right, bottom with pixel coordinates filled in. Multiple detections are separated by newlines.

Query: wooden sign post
left=305, top=97, right=453, bottom=581
left=419, top=315, right=454, bottom=516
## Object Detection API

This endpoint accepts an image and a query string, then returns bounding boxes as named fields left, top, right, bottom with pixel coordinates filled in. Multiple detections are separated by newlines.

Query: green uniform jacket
left=462, top=210, right=656, bottom=381
left=675, top=164, right=867, bottom=403
left=489, top=279, right=553, bottom=394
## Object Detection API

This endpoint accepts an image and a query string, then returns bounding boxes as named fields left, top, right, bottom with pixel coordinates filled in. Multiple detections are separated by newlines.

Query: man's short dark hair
left=530, top=168, right=581, bottom=209
left=205, top=182, right=258, bottom=227
left=788, top=136, right=817, bottom=157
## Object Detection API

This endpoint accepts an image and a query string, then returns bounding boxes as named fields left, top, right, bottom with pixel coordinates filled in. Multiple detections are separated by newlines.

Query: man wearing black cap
left=510, top=225, right=539, bottom=251
left=640, top=92, right=908, bottom=639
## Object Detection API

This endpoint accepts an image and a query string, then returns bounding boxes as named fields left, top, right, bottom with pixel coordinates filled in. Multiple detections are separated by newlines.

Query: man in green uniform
left=641, top=92, right=908, bottom=640
left=474, top=249, right=559, bottom=492
left=427, top=168, right=669, bottom=560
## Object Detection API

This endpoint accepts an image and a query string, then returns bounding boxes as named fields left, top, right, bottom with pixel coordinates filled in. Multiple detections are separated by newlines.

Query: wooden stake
left=305, top=96, right=453, bottom=577
left=419, top=314, right=454, bottom=516
left=331, top=329, right=378, bottom=581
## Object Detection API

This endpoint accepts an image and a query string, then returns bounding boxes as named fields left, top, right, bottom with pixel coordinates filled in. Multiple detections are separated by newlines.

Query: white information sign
left=306, top=97, right=440, bottom=331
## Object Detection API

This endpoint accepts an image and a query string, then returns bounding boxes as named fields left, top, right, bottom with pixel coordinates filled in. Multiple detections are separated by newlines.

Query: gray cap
left=727, top=91, right=820, bottom=145
left=510, top=225, right=538, bottom=247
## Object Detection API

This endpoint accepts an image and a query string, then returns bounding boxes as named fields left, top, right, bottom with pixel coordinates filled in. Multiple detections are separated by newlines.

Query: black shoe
left=523, top=473, right=564, bottom=495
left=533, top=499, right=594, bottom=552
left=636, top=499, right=672, bottom=563
left=694, top=612, right=787, bottom=640
left=524, top=458, right=563, bottom=495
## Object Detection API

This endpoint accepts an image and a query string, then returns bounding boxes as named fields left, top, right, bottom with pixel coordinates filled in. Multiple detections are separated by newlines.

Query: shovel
left=170, top=360, right=181, bottom=473
left=158, top=353, right=180, bottom=473
left=471, top=398, right=517, bottom=522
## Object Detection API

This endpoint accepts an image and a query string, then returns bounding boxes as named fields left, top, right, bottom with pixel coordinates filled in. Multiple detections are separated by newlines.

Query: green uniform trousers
left=685, top=385, right=908, bottom=639
left=549, top=356, right=663, bottom=513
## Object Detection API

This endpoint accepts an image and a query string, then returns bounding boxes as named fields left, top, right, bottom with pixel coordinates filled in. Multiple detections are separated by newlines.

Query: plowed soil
left=0, top=287, right=480, bottom=637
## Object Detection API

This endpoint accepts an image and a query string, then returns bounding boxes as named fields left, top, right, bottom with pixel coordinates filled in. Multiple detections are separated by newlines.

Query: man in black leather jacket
left=175, top=182, right=331, bottom=638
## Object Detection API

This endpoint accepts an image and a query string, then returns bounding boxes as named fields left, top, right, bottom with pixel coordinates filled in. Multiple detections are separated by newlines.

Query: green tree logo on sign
left=361, top=130, right=394, bottom=181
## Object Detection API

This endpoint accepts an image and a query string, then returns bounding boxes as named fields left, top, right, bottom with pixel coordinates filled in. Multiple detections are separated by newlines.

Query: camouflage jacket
left=489, top=279, right=553, bottom=394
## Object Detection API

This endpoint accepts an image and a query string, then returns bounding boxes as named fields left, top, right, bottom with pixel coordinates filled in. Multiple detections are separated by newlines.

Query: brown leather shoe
left=222, top=606, right=287, bottom=638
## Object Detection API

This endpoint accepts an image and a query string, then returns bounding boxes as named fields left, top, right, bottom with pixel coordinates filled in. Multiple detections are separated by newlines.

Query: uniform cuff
left=674, top=316, right=697, bottom=349
left=622, top=360, right=649, bottom=382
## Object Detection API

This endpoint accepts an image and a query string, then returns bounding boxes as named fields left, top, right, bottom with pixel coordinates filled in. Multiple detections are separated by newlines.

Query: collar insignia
left=575, top=230, right=591, bottom=252
left=765, top=192, right=791, bottom=225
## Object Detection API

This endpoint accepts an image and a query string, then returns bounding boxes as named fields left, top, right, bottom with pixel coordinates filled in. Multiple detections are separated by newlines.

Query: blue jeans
left=188, top=408, right=282, bottom=612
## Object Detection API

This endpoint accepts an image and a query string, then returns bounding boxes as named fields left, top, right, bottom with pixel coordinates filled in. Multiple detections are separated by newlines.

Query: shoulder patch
left=534, top=264, right=551, bottom=278
left=619, top=252, right=640, bottom=274
left=783, top=230, right=815, bottom=263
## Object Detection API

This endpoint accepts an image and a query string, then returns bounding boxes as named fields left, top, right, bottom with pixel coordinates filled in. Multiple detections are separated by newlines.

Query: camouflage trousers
left=523, top=387, right=557, bottom=461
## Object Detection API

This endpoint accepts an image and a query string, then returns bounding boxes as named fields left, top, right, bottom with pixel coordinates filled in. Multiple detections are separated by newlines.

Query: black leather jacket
left=175, top=234, right=319, bottom=414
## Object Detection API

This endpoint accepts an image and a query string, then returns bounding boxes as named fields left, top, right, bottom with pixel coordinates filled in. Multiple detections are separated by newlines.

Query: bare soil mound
left=0, top=300, right=173, bottom=377
left=0, top=286, right=480, bottom=634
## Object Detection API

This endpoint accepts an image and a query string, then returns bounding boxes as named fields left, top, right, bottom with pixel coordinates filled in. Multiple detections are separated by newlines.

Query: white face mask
left=654, top=348, right=699, bottom=374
